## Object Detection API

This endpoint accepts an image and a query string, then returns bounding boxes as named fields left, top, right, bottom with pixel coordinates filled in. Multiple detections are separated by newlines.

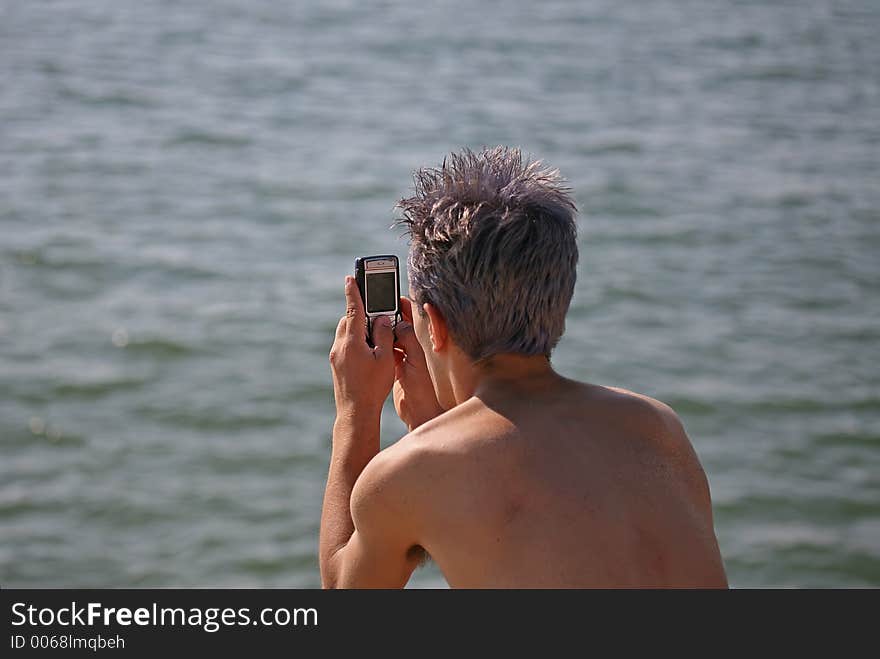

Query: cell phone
left=354, top=254, right=401, bottom=346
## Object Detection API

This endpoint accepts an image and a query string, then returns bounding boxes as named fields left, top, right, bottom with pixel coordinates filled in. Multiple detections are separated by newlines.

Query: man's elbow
left=319, top=545, right=346, bottom=589
left=320, top=570, right=337, bottom=589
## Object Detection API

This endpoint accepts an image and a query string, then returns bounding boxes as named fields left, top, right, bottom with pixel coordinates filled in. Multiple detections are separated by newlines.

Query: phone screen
left=366, top=272, right=396, bottom=313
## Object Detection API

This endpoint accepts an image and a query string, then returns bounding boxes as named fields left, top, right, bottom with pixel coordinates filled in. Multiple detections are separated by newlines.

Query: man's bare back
left=359, top=376, right=727, bottom=588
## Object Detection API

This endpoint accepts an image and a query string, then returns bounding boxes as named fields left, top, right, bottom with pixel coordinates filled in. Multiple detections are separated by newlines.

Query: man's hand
left=392, top=296, right=444, bottom=431
left=329, top=276, right=395, bottom=416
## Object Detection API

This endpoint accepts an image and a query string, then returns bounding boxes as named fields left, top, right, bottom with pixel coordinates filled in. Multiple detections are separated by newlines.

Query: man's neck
left=449, top=353, right=562, bottom=405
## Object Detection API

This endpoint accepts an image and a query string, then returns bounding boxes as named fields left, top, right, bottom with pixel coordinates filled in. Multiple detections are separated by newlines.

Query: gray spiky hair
left=396, top=146, right=578, bottom=362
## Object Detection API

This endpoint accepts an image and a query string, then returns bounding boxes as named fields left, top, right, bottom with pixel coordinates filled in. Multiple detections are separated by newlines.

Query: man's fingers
left=399, top=296, right=414, bottom=324
left=371, top=315, right=394, bottom=360
left=335, top=317, right=347, bottom=340
left=393, top=320, right=425, bottom=365
left=343, top=276, right=366, bottom=331
left=393, top=348, right=407, bottom=381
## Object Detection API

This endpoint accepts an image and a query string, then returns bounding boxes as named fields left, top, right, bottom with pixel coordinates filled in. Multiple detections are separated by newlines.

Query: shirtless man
left=320, top=147, right=727, bottom=588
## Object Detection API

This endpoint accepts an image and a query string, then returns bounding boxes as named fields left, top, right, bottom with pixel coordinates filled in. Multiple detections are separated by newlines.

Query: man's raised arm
left=319, top=277, right=418, bottom=588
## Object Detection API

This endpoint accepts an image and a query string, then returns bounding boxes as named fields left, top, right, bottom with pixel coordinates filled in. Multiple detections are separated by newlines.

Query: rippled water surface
left=2, top=0, right=878, bottom=587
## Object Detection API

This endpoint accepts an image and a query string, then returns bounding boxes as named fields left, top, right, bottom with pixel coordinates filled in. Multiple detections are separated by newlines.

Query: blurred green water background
left=1, top=0, right=878, bottom=587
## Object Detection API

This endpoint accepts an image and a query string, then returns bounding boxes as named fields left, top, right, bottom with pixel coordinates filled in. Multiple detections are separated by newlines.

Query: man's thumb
left=371, top=315, right=394, bottom=359
left=394, top=320, right=418, bottom=350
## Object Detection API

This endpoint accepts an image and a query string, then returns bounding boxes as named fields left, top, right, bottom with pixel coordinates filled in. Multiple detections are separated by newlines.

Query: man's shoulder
left=384, top=401, right=483, bottom=464
left=592, top=384, right=712, bottom=506
left=354, top=406, right=476, bottom=504
left=588, top=384, right=686, bottom=438
left=583, top=383, right=704, bottom=470
left=351, top=414, right=473, bottom=535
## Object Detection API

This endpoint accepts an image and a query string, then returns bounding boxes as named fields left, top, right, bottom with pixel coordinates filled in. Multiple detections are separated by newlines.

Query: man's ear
left=423, top=303, right=448, bottom=353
